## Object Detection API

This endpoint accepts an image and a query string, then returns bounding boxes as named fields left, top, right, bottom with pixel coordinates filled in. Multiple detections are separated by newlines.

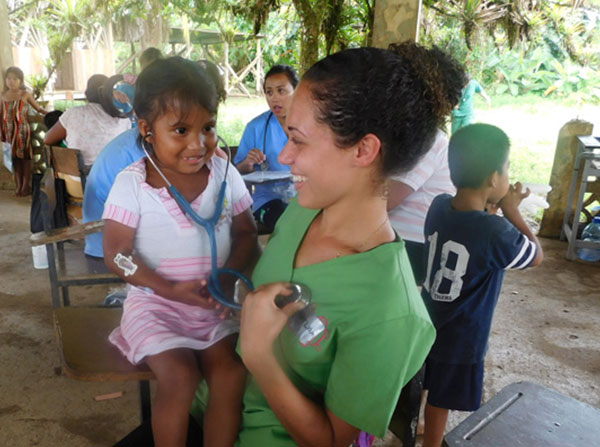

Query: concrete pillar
left=0, top=0, right=14, bottom=78
left=539, top=119, right=593, bottom=238
left=372, top=0, right=422, bottom=48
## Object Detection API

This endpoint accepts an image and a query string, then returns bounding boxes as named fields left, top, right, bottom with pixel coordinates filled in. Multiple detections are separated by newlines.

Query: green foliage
left=421, top=1, right=600, bottom=103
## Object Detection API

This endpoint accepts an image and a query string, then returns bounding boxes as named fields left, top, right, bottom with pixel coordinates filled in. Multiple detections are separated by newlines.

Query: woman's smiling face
left=278, top=82, right=357, bottom=210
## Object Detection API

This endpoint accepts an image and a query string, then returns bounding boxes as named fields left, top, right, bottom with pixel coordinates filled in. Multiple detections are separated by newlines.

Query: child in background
left=1, top=66, right=47, bottom=196
left=420, top=123, right=543, bottom=447
left=102, top=57, right=256, bottom=447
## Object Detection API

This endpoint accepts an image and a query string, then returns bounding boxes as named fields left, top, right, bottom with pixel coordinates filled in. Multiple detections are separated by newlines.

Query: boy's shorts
left=423, top=358, right=484, bottom=411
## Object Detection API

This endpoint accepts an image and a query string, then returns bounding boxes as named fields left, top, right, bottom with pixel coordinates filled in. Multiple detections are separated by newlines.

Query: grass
left=217, top=96, right=266, bottom=147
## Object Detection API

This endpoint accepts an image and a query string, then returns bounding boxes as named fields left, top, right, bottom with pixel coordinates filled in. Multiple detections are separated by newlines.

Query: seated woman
left=194, top=43, right=460, bottom=446
left=234, top=64, right=299, bottom=232
left=44, top=74, right=131, bottom=167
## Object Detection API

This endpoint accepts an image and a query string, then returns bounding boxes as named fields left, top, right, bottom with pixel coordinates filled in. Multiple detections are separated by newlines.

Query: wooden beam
left=0, top=0, right=14, bottom=75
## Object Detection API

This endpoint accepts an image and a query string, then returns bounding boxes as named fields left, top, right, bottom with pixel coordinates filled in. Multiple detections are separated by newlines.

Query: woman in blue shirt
left=234, top=65, right=299, bottom=231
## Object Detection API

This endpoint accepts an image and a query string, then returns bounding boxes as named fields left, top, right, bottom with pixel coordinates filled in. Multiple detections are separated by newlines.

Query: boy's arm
left=499, top=182, right=543, bottom=266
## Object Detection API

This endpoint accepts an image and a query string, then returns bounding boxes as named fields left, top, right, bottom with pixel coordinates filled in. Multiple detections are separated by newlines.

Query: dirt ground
left=0, top=189, right=599, bottom=447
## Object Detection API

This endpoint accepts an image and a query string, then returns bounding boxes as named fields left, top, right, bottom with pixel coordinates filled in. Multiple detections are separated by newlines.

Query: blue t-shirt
left=83, top=128, right=144, bottom=257
left=234, top=110, right=291, bottom=211
left=421, top=194, right=538, bottom=364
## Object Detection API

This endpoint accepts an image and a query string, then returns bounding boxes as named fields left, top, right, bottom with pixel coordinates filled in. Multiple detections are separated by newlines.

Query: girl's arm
left=103, top=219, right=214, bottom=307
left=24, top=92, right=48, bottom=115
left=44, top=122, right=67, bottom=146
left=240, top=283, right=360, bottom=447
left=224, top=208, right=258, bottom=272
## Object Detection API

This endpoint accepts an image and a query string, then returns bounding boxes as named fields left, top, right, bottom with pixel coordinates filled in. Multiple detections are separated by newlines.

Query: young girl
left=1, top=66, right=47, bottom=196
left=102, top=57, right=256, bottom=447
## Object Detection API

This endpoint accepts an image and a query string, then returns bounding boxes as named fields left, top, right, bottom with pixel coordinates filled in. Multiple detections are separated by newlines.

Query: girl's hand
left=499, top=182, right=530, bottom=215
left=239, top=282, right=303, bottom=369
left=169, top=279, right=215, bottom=309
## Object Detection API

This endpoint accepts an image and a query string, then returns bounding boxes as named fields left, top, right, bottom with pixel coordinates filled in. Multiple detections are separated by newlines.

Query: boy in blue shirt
left=420, top=123, right=543, bottom=447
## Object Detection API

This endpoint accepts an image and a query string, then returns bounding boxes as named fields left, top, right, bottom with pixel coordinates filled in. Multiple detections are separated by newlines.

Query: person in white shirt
left=44, top=74, right=131, bottom=167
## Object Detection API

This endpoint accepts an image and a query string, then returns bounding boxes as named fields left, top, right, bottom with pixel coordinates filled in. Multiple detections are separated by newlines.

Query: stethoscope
left=142, top=134, right=254, bottom=310
left=257, top=111, right=273, bottom=171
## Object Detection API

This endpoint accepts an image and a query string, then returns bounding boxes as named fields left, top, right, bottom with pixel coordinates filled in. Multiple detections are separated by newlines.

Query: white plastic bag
left=519, top=183, right=551, bottom=215
left=2, top=142, right=13, bottom=173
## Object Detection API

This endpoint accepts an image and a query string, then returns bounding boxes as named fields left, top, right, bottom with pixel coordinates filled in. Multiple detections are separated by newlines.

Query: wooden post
left=539, top=119, right=593, bottom=238
left=255, top=39, right=263, bottom=95
left=223, top=41, right=230, bottom=93
left=0, top=0, right=14, bottom=77
left=372, top=0, right=422, bottom=48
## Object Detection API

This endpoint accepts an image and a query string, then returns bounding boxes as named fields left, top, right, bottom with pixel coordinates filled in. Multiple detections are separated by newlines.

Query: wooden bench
left=53, top=306, right=154, bottom=423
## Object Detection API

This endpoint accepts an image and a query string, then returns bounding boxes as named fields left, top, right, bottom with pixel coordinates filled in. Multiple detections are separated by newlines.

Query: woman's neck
left=319, top=193, right=392, bottom=252
left=274, top=113, right=287, bottom=135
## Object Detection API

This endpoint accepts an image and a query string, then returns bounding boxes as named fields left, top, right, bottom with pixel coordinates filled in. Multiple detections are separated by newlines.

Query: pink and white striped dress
left=103, top=157, right=253, bottom=364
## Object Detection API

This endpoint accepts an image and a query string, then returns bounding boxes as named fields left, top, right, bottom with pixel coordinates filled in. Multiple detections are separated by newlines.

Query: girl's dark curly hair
left=134, top=56, right=223, bottom=128
left=302, top=44, right=466, bottom=176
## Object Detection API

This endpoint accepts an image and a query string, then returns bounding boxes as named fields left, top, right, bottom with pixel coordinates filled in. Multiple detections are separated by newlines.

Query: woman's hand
left=237, top=148, right=266, bottom=173
left=240, top=282, right=303, bottom=370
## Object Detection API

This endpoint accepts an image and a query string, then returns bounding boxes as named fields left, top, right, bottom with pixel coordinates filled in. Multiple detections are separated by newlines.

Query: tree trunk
left=372, top=0, right=422, bottom=48
left=293, top=0, right=325, bottom=75
left=0, top=0, right=14, bottom=76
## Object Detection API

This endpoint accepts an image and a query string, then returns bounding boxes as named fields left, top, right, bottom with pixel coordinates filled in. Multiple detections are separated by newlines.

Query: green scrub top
left=236, top=200, right=435, bottom=445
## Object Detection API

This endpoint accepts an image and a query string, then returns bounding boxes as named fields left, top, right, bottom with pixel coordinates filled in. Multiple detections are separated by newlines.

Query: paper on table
left=242, top=171, right=293, bottom=183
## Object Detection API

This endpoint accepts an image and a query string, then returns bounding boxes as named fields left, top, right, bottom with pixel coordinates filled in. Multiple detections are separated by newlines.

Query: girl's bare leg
left=422, top=402, right=449, bottom=447
left=13, top=158, right=22, bottom=196
left=199, top=334, right=246, bottom=447
left=146, top=349, right=201, bottom=447
left=21, top=159, right=31, bottom=196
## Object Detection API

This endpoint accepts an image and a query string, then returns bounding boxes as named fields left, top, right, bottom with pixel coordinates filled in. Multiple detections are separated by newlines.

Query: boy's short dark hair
left=448, top=123, right=510, bottom=189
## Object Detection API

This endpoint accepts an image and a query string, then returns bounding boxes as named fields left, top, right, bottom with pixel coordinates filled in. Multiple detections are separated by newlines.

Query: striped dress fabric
left=103, top=157, right=253, bottom=364
left=1, top=99, right=32, bottom=159
left=388, top=130, right=455, bottom=243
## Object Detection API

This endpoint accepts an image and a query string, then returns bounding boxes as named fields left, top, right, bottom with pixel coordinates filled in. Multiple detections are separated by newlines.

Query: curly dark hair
left=302, top=44, right=466, bottom=176
left=134, top=56, right=223, bottom=128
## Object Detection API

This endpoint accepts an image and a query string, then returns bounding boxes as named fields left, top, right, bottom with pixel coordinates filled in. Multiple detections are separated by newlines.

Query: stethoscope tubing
left=142, top=135, right=254, bottom=310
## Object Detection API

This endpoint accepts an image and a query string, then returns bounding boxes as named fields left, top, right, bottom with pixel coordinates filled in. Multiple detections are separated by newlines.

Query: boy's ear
left=354, top=133, right=381, bottom=167
left=488, top=170, right=500, bottom=188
